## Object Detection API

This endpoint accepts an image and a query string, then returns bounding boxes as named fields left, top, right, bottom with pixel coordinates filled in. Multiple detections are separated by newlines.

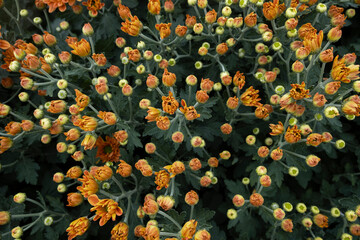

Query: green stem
left=158, top=210, right=182, bottom=230
left=89, top=36, right=96, bottom=54
left=2, top=7, right=23, bottom=36
left=112, top=176, right=125, bottom=194
left=43, top=10, right=51, bottom=33
left=189, top=205, right=194, bottom=220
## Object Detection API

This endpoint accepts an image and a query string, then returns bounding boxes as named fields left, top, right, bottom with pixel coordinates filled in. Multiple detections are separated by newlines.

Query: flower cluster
left=0, top=0, right=360, bottom=239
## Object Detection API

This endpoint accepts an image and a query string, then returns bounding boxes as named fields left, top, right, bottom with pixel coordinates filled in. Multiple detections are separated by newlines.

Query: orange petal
left=87, top=194, right=100, bottom=206
left=0, top=40, right=11, bottom=50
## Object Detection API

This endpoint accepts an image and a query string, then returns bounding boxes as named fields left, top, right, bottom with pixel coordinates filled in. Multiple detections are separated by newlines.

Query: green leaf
left=15, top=157, right=40, bottom=185
left=268, top=161, right=284, bottom=188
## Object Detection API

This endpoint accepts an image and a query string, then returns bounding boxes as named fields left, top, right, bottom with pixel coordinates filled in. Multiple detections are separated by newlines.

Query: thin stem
left=43, top=10, right=51, bottom=32
left=124, top=196, right=131, bottom=223
left=128, top=96, right=133, bottom=122
left=26, top=198, right=46, bottom=210
left=20, top=68, right=51, bottom=81
left=283, top=149, right=307, bottom=160
left=11, top=211, right=45, bottom=219
left=2, top=7, right=23, bottom=36
left=89, top=36, right=96, bottom=54
left=112, top=176, right=125, bottom=194
left=158, top=210, right=182, bottom=230
left=154, top=151, right=172, bottom=164
left=189, top=205, right=194, bottom=220
left=3, top=88, right=21, bottom=104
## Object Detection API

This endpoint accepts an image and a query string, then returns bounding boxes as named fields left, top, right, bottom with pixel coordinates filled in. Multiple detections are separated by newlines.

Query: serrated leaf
left=15, top=157, right=40, bottom=185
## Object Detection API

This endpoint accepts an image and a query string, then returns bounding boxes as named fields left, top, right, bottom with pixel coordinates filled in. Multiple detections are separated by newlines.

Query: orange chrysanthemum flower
left=43, top=0, right=76, bottom=13
left=181, top=220, right=198, bottom=240
left=269, top=121, right=284, bottom=136
left=98, top=111, right=117, bottom=125
left=95, top=136, right=121, bottom=163
left=233, top=71, right=245, bottom=89
left=154, top=170, right=171, bottom=190
left=0, top=137, right=13, bottom=154
left=313, top=214, right=328, bottom=228
left=156, top=116, right=171, bottom=130
left=262, top=0, right=285, bottom=21
left=148, top=0, right=161, bottom=15
left=121, top=15, right=143, bottom=37
left=116, top=160, right=132, bottom=177
left=74, top=89, right=89, bottom=110
left=82, top=0, right=105, bottom=17
left=117, top=4, right=131, bottom=20
left=284, top=125, right=302, bottom=144
left=155, top=23, right=172, bottom=39
left=48, top=100, right=67, bottom=113
left=88, top=194, right=123, bottom=226
left=73, top=116, right=98, bottom=131
left=303, top=30, right=323, bottom=53
left=240, top=86, right=262, bottom=107
left=90, top=165, right=113, bottom=181
left=298, top=23, right=317, bottom=40
left=1, top=46, right=17, bottom=71
left=67, top=38, right=91, bottom=57
left=5, top=121, right=22, bottom=135
left=111, top=222, right=129, bottom=240
left=76, top=170, right=99, bottom=198
left=289, top=81, right=311, bottom=100
left=331, top=55, right=360, bottom=83
left=145, top=107, right=161, bottom=122
left=162, top=91, right=179, bottom=115
left=66, top=217, right=90, bottom=240
left=180, top=100, right=200, bottom=121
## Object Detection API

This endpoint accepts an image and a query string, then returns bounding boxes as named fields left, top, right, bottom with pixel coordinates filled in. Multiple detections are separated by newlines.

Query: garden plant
left=1, top=0, right=360, bottom=239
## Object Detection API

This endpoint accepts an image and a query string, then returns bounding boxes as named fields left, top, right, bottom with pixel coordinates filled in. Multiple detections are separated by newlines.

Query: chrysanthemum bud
left=316, top=3, right=327, bottom=13
left=227, top=209, right=237, bottom=219
left=286, top=7, right=297, bottom=18
left=82, top=23, right=94, bottom=36
left=13, top=193, right=26, bottom=203
left=296, top=203, right=307, bottom=213
left=11, top=226, right=23, bottom=238
left=242, top=177, right=250, bottom=185
left=328, top=27, right=342, bottom=42
left=57, top=183, right=67, bottom=193
left=288, top=166, right=299, bottom=177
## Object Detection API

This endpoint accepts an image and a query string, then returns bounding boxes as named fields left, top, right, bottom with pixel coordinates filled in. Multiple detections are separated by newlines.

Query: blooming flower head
left=240, top=86, right=262, bottom=107
left=180, top=100, right=200, bottom=121
left=66, top=38, right=91, bottom=57
left=95, top=136, right=121, bottom=163
left=181, top=220, right=198, bottom=240
left=298, top=23, right=317, bottom=40
left=269, top=121, right=284, bottom=136
left=117, top=3, right=131, bottom=20
left=154, top=170, right=171, bottom=190
left=111, top=222, right=129, bottom=240
left=73, top=116, right=98, bottom=131
left=148, top=0, right=161, bottom=15
left=331, top=55, right=360, bottom=83
left=303, top=30, right=323, bottom=53
left=284, top=125, right=302, bottom=144
left=98, top=111, right=117, bottom=125
left=121, top=15, right=143, bottom=37
left=116, top=160, right=132, bottom=177
left=77, top=170, right=99, bottom=198
left=289, top=81, right=311, bottom=100
left=262, top=0, right=285, bottom=21
left=88, top=194, right=123, bottom=226
left=162, top=91, right=179, bottom=114
left=90, top=165, right=113, bottom=181
left=43, top=0, right=76, bottom=13
left=66, top=217, right=90, bottom=240
left=82, top=0, right=105, bottom=17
